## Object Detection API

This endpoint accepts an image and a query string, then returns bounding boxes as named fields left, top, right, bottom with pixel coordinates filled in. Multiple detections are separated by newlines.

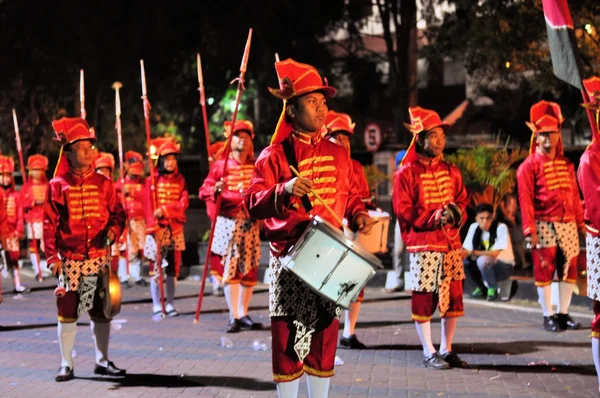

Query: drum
left=356, top=209, right=390, bottom=253
left=282, top=216, right=383, bottom=309
left=98, top=265, right=122, bottom=319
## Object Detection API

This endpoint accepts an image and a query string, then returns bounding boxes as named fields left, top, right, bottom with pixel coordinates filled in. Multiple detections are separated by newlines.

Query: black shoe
left=556, top=313, right=582, bottom=330
left=339, top=334, right=367, bottom=349
left=212, top=286, right=224, bottom=296
left=239, top=315, right=264, bottom=330
left=135, top=279, right=148, bottom=287
left=441, top=351, right=468, bottom=368
left=55, top=366, right=74, bottom=382
left=14, top=286, right=31, bottom=294
left=94, top=361, right=126, bottom=376
left=120, top=281, right=131, bottom=289
left=227, top=318, right=242, bottom=333
left=544, top=315, right=561, bottom=332
left=423, top=352, right=450, bottom=370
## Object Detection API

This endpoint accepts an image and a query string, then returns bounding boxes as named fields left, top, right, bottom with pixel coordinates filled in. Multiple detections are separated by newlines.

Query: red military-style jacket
left=115, top=175, right=146, bottom=221
left=20, top=179, right=48, bottom=224
left=517, top=150, right=584, bottom=236
left=578, top=141, right=600, bottom=236
left=145, top=171, right=189, bottom=235
left=3, top=185, right=24, bottom=239
left=351, top=159, right=376, bottom=211
left=393, top=155, right=468, bottom=253
left=43, top=167, right=126, bottom=266
left=244, top=131, right=367, bottom=255
left=199, top=157, right=254, bottom=220
left=0, top=188, right=7, bottom=238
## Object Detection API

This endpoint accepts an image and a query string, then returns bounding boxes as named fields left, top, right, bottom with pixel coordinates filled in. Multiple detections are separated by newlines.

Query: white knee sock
left=58, top=322, right=77, bottom=368
left=211, top=275, right=221, bottom=288
left=343, top=302, right=361, bottom=338
left=166, top=275, right=176, bottom=305
left=117, top=257, right=128, bottom=282
left=537, top=286, right=554, bottom=317
left=150, top=278, right=161, bottom=312
left=130, top=259, right=141, bottom=281
left=306, top=375, right=330, bottom=398
left=224, top=284, right=240, bottom=320
left=439, top=317, right=457, bottom=355
left=277, top=378, right=300, bottom=398
left=90, top=320, right=110, bottom=367
left=593, top=338, right=600, bottom=393
left=558, top=282, right=574, bottom=314
left=415, top=321, right=436, bottom=357
left=12, top=269, right=22, bottom=290
left=239, top=285, right=254, bottom=318
left=30, top=253, right=40, bottom=276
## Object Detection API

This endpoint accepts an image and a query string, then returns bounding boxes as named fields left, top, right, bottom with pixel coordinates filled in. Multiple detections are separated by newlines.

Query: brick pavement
left=0, top=274, right=599, bottom=398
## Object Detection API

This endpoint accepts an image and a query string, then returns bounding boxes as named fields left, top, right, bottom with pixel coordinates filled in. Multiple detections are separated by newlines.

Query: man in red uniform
left=45, top=117, right=126, bottom=381
left=199, top=120, right=262, bottom=332
left=0, top=155, right=28, bottom=294
left=577, top=76, right=600, bottom=392
left=324, top=110, right=372, bottom=350
left=244, top=58, right=372, bottom=398
left=393, top=107, right=469, bottom=370
left=20, top=154, right=50, bottom=279
left=115, top=151, right=148, bottom=287
left=144, top=136, right=189, bottom=317
left=517, top=100, right=584, bottom=332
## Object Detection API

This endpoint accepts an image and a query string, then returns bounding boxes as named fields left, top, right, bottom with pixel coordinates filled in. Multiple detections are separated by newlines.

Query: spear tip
left=112, top=81, right=123, bottom=90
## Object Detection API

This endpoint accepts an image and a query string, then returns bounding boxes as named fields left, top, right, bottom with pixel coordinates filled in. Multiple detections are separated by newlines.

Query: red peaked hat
left=224, top=120, right=255, bottom=139
left=526, top=100, right=564, bottom=155
left=94, top=152, right=115, bottom=170
left=401, top=107, right=450, bottom=166
left=0, top=155, right=15, bottom=174
left=27, top=154, right=48, bottom=170
left=325, top=110, right=355, bottom=136
left=269, top=58, right=336, bottom=144
left=150, top=136, right=180, bottom=157
left=52, top=117, right=97, bottom=177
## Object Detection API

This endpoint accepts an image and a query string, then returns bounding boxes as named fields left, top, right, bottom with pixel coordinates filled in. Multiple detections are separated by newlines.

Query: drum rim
left=311, top=216, right=383, bottom=268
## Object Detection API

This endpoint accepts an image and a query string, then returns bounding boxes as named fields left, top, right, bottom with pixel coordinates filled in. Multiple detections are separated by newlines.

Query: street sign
left=364, top=123, right=382, bottom=152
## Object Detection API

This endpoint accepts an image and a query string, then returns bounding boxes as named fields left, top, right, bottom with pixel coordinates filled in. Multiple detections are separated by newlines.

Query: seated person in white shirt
left=462, top=203, right=515, bottom=301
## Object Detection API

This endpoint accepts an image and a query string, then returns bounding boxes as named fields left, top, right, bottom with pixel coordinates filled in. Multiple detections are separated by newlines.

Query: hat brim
left=68, top=137, right=97, bottom=145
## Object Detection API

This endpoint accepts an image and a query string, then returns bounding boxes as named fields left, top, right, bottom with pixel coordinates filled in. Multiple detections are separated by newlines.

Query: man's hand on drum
left=352, top=213, right=374, bottom=235
left=284, top=177, right=313, bottom=197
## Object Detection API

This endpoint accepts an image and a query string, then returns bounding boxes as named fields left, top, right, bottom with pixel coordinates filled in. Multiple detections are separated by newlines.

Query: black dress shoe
left=423, top=352, right=450, bottom=370
left=135, top=279, right=148, bottom=287
left=441, top=351, right=468, bottom=368
left=227, top=318, right=242, bottom=333
left=339, top=334, right=367, bottom=349
left=556, top=313, right=582, bottom=330
left=239, top=315, right=264, bottom=330
left=94, top=361, right=126, bottom=376
left=544, top=315, right=561, bottom=332
left=55, top=366, right=74, bottom=382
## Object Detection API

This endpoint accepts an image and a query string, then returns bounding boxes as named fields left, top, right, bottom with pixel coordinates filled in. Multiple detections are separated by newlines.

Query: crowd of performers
left=2, top=59, right=600, bottom=397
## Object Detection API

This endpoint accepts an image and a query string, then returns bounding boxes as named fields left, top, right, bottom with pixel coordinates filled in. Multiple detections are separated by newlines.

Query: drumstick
left=289, top=165, right=352, bottom=234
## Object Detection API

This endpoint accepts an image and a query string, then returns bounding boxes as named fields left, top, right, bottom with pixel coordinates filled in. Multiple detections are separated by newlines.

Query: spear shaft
left=194, top=28, right=253, bottom=324
left=140, top=60, right=166, bottom=316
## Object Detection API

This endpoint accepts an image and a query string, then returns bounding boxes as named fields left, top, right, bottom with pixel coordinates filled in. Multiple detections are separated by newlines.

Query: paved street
left=1, top=273, right=599, bottom=398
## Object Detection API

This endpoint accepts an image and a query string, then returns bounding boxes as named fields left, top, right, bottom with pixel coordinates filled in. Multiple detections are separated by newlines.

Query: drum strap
left=282, top=139, right=313, bottom=212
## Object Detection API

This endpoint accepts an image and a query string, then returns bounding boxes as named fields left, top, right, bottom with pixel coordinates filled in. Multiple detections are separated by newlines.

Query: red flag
left=542, top=0, right=585, bottom=89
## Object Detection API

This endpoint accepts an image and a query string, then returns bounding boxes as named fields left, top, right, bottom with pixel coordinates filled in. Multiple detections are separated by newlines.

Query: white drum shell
left=357, top=210, right=390, bottom=253
left=283, top=217, right=381, bottom=309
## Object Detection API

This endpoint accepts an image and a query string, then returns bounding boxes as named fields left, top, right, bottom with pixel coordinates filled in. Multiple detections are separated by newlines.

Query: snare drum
left=282, top=216, right=382, bottom=309
left=357, top=209, right=390, bottom=253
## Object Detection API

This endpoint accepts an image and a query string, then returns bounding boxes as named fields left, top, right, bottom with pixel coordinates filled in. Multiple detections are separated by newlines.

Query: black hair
left=472, top=203, right=497, bottom=250
left=475, top=203, right=494, bottom=215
